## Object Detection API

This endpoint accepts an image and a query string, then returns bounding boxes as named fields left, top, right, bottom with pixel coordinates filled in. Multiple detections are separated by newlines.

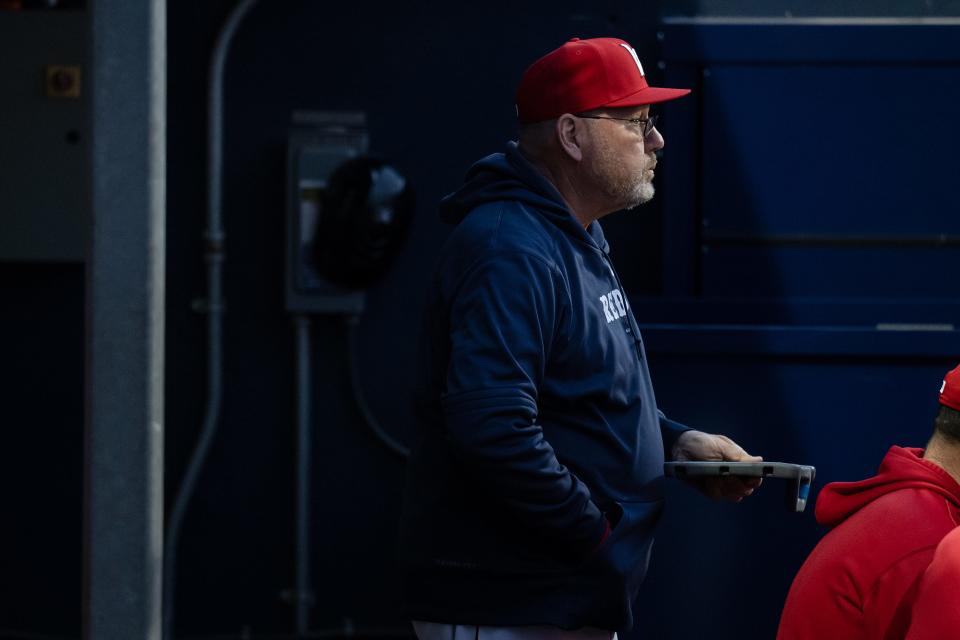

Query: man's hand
left=671, top=430, right=763, bottom=502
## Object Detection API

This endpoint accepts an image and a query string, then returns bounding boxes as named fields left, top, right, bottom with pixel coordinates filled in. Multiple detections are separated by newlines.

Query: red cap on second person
left=941, top=365, right=960, bottom=411
left=515, top=37, right=691, bottom=125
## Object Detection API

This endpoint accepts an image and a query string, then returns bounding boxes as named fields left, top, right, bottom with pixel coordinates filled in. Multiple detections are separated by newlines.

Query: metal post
left=83, top=0, right=165, bottom=639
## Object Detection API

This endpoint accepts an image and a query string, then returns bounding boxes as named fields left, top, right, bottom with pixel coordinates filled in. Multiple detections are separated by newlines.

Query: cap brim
left=605, top=86, right=691, bottom=107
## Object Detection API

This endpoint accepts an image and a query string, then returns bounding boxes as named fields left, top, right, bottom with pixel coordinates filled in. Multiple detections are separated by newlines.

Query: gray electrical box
left=285, top=111, right=369, bottom=314
left=0, top=10, right=89, bottom=261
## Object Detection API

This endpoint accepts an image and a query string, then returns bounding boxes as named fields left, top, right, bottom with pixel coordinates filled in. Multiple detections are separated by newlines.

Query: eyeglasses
left=575, top=113, right=659, bottom=138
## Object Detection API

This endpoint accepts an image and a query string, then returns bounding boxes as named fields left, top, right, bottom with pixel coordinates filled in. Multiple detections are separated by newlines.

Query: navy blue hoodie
left=398, top=142, right=689, bottom=632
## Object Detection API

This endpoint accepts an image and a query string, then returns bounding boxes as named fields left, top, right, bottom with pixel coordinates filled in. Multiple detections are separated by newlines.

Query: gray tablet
left=663, top=461, right=816, bottom=513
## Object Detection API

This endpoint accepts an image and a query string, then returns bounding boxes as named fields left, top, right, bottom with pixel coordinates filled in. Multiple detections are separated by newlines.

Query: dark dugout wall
left=643, top=11, right=960, bottom=639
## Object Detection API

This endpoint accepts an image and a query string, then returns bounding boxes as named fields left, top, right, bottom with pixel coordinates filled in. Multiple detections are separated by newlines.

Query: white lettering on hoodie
left=599, top=288, right=629, bottom=323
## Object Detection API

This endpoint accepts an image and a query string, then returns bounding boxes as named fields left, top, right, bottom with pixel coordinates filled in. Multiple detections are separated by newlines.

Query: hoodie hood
left=439, top=141, right=609, bottom=253
left=815, top=446, right=960, bottom=528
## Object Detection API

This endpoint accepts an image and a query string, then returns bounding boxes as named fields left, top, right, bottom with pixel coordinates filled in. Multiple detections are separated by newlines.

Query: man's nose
left=646, top=126, right=665, bottom=151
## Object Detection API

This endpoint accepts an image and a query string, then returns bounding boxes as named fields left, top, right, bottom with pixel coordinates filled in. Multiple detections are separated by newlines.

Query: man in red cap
left=399, top=37, right=761, bottom=640
left=777, top=364, right=960, bottom=640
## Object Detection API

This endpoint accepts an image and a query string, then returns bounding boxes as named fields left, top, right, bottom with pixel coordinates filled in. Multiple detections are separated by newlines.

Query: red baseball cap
left=516, top=37, right=691, bottom=125
left=941, top=364, right=960, bottom=411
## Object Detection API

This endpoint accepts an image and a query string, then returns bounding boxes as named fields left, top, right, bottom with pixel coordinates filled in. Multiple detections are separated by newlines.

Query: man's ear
left=556, top=114, right=584, bottom=162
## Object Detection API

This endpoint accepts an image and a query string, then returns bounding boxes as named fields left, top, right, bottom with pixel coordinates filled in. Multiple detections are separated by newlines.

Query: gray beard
left=623, top=181, right=655, bottom=210
left=590, top=141, right=656, bottom=211
left=599, top=168, right=655, bottom=211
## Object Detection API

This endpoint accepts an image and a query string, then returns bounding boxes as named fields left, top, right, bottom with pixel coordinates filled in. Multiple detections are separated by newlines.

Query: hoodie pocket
left=591, top=498, right=664, bottom=592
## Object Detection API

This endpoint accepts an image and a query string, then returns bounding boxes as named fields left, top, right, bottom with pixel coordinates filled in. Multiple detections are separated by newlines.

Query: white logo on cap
left=620, top=43, right=645, bottom=77
left=942, top=380, right=947, bottom=394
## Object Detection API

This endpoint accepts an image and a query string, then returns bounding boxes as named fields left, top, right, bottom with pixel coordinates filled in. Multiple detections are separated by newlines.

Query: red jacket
left=905, top=525, right=960, bottom=639
left=777, top=446, right=960, bottom=640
